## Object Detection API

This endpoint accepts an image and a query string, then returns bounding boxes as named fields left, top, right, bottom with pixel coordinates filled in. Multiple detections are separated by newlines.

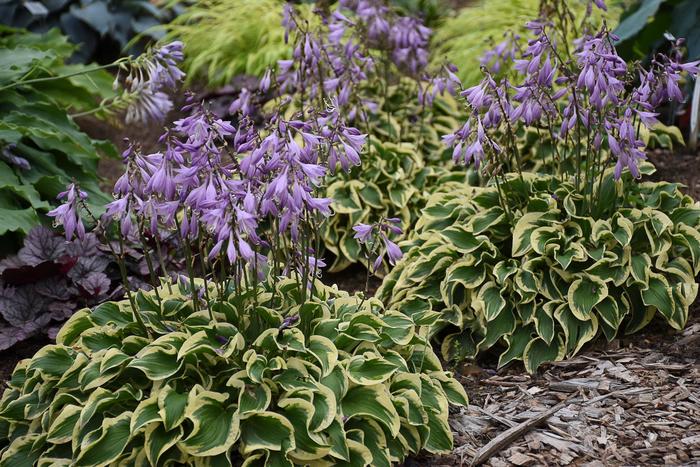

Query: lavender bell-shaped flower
left=48, top=184, right=88, bottom=241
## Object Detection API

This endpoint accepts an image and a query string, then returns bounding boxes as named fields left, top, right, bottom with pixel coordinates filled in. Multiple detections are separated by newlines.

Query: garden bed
left=1, top=150, right=698, bottom=466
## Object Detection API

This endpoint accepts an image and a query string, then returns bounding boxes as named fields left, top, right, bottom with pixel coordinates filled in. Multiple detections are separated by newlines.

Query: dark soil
left=0, top=335, right=50, bottom=383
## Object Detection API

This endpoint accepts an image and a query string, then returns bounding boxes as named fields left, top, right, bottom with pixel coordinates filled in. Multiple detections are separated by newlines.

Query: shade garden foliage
left=0, top=278, right=466, bottom=465
left=0, top=27, right=117, bottom=248
left=1, top=0, right=700, bottom=464
left=378, top=165, right=700, bottom=372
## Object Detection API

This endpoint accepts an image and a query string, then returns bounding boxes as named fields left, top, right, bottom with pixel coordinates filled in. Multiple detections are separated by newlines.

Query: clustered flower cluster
left=52, top=64, right=368, bottom=301
left=49, top=0, right=447, bottom=300
left=233, top=0, right=449, bottom=128
left=121, top=41, right=185, bottom=124
left=444, top=0, right=699, bottom=203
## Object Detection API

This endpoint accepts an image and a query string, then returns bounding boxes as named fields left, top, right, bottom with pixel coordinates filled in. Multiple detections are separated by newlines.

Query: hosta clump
left=0, top=277, right=466, bottom=465
left=251, top=0, right=468, bottom=271
left=378, top=166, right=700, bottom=372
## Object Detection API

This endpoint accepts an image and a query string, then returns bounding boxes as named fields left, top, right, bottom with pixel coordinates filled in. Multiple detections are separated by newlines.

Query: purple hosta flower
left=124, top=41, right=185, bottom=125
left=445, top=115, right=500, bottom=169
left=125, top=89, right=173, bottom=125
left=204, top=192, right=260, bottom=265
left=1, top=144, right=30, bottom=171
left=591, top=0, right=607, bottom=10
left=319, top=107, right=367, bottom=173
left=229, top=88, right=255, bottom=117
left=390, top=16, right=431, bottom=75
left=149, top=41, right=186, bottom=89
left=279, top=314, right=300, bottom=331
left=103, top=144, right=155, bottom=238
left=338, top=0, right=432, bottom=75
left=48, top=184, right=87, bottom=241
left=647, top=46, right=700, bottom=107
left=481, top=34, right=519, bottom=75
left=419, top=63, right=462, bottom=107
left=461, top=76, right=495, bottom=110
left=575, top=33, right=627, bottom=110
left=256, top=118, right=337, bottom=240
left=352, top=218, right=403, bottom=272
left=340, top=0, right=391, bottom=44
left=608, top=119, right=646, bottom=180
left=259, top=69, right=272, bottom=93
left=282, top=2, right=295, bottom=44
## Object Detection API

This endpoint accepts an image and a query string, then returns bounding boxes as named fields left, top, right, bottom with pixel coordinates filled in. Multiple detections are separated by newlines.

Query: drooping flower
left=123, top=41, right=186, bottom=125
left=48, top=184, right=87, bottom=241
left=353, top=218, right=404, bottom=272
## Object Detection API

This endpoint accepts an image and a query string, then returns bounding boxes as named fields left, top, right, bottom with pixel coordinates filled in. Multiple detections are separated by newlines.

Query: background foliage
left=162, top=0, right=307, bottom=87
left=0, top=27, right=116, bottom=251
left=614, top=0, right=700, bottom=61
left=0, top=0, right=179, bottom=63
left=432, top=0, right=624, bottom=85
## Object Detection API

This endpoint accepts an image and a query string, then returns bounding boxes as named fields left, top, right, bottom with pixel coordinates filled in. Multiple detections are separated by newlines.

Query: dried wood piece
left=469, top=397, right=577, bottom=466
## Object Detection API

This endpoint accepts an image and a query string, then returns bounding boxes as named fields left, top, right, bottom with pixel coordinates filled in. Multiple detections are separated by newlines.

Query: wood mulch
left=408, top=317, right=700, bottom=466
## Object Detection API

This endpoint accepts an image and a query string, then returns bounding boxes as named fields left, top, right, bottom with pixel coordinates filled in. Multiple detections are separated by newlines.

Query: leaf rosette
left=0, top=277, right=466, bottom=466
left=378, top=165, right=700, bottom=372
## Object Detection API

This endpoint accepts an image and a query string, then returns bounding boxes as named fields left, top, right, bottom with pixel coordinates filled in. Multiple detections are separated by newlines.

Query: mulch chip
left=409, top=320, right=700, bottom=466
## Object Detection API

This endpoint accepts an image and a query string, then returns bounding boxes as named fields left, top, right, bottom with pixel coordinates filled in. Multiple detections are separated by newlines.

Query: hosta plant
left=378, top=166, right=700, bottom=372
left=0, top=10, right=470, bottom=466
left=0, top=277, right=467, bottom=465
left=234, top=1, right=469, bottom=272
left=323, top=88, right=467, bottom=272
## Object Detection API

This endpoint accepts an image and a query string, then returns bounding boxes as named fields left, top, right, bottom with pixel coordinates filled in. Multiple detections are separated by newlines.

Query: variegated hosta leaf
left=0, top=277, right=466, bottom=466
left=379, top=170, right=700, bottom=373
left=322, top=85, right=467, bottom=272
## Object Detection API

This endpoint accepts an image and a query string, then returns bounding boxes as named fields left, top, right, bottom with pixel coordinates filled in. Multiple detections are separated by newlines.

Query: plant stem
left=0, top=61, right=125, bottom=93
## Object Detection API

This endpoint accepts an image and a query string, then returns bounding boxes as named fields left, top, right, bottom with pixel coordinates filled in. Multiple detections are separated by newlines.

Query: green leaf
left=477, top=282, right=506, bottom=322
left=568, top=276, right=608, bottom=321
left=641, top=273, right=676, bottom=325
left=180, top=389, right=239, bottom=457
left=131, top=396, right=160, bottom=433
left=279, top=398, right=331, bottom=462
left=307, top=336, right=338, bottom=378
left=47, top=404, right=81, bottom=444
left=28, top=345, right=74, bottom=378
left=158, top=384, right=188, bottom=431
left=145, top=423, right=183, bottom=466
left=498, top=326, right=533, bottom=368
left=444, top=258, right=486, bottom=289
left=440, top=226, right=483, bottom=253
left=0, top=434, right=45, bottom=466
left=127, top=333, right=186, bottom=380
left=523, top=336, right=565, bottom=373
left=341, top=385, right=401, bottom=437
left=74, top=412, right=132, bottom=466
left=613, top=0, right=665, bottom=42
left=239, top=412, right=295, bottom=455
left=468, top=206, right=505, bottom=234
left=347, top=355, right=398, bottom=385
left=0, top=207, right=40, bottom=235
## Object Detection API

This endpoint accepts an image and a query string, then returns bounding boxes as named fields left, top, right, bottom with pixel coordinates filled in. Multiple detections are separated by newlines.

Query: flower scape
left=0, top=0, right=699, bottom=465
